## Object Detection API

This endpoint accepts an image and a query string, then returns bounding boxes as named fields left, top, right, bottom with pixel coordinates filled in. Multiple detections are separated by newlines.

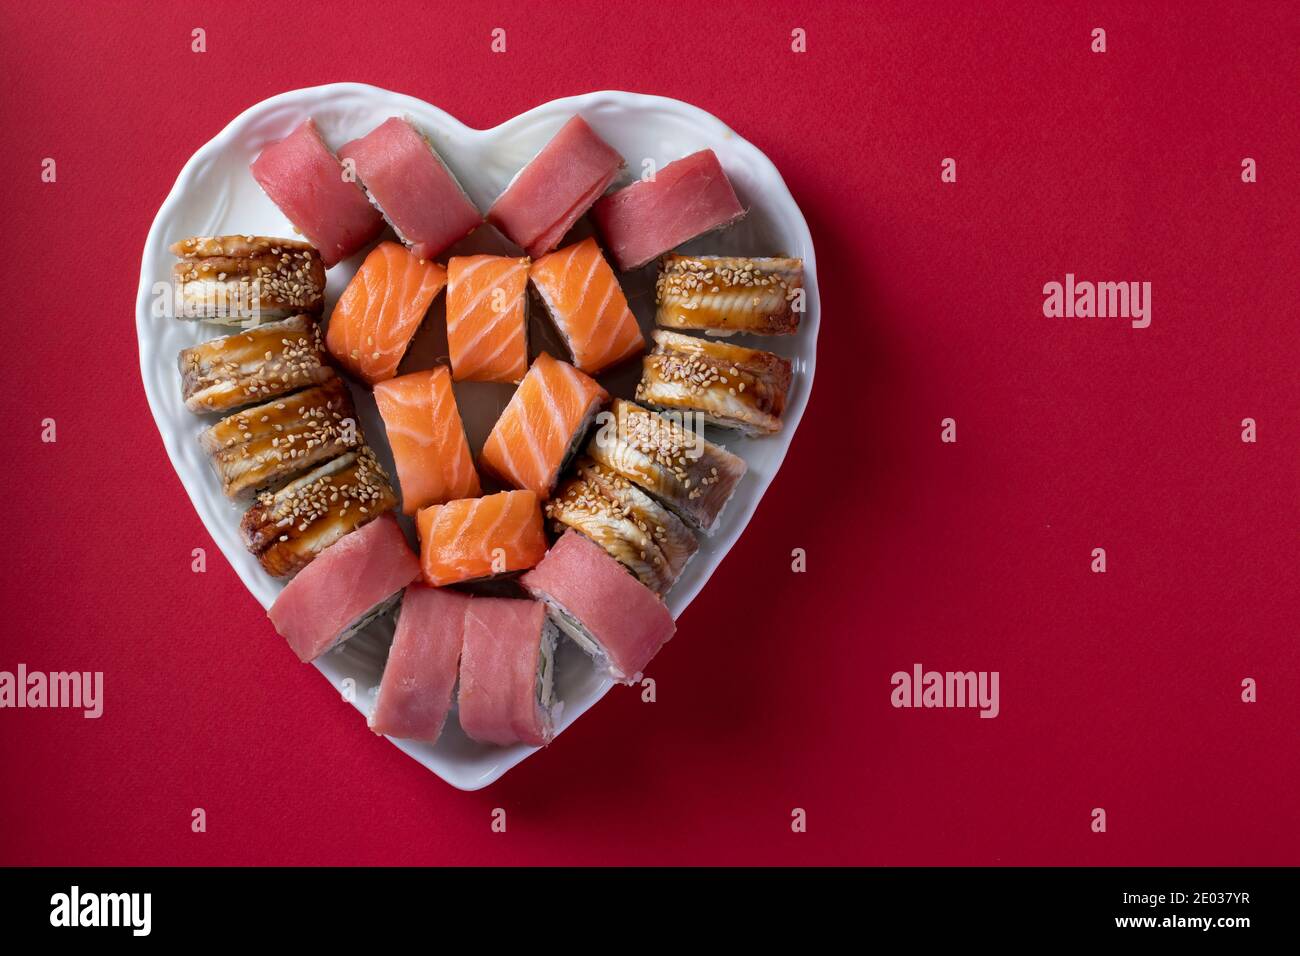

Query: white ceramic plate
left=135, top=84, right=819, bottom=789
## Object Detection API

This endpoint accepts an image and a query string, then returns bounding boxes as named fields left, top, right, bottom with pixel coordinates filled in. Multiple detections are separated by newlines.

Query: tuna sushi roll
left=547, top=459, right=698, bottom=595
left=479, top=352, right=609, bottom=498
left=522, top=530, right=676, bottom=684
left=171, top=235, right=326, bottom=325
left=416, top=490, right=547, bottom=587
left=250, top=118, right=385, bottom=267
left=338, top=117, right=482, bottom=262
left=267, top=514, right=421, bottom=662
left=592, top=150, right=746, bottom=272
left=241, top=447, right=398, bottom=577
left=445, top=255, right=531, bottom=383
left=373, top=367, right=480, bottom=515
left=487, top=115, right=624, bottom=258
left=588, top=399, right=746, bottom=534
left=178, top=315, right=334, bottom=415
left=325, top=241, right=448, bottom=386
left=368, top=585, right=470, bottom=743
left=636, top=330, right=792, bottom=436
left=656, top=255, right=804, bottom=336
left=457, top=597, right=560, bottom=747
left=529, top=238, right=645, bottom=375
left=199, top=378, right=362, bottom=499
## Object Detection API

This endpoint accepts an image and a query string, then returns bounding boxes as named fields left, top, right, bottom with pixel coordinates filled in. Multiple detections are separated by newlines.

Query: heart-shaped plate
left=135, top=84, right=819, bottom=789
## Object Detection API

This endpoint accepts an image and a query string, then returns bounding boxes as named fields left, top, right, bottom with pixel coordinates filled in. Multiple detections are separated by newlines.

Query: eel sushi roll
left=522, top=530, right=676, bottom=684
left=250, top=118, right=385, bottom=267
left=591, top=149, right=745, bottom=272
left=479, top=352, right=609, bottom=498
left=325, top=241, right=448, bottom=386
left=373, top=367, right=480, bottom=514
left=267, top=514, right=421, bottom=663
left=457, top=597, right=560, bottom=747
left=369, top=585, right=471, bottom=744
left=587, top=399, right=746, bottom=535
left=655, top=255, right=803, bottom=336
left=636, top=330, right=792, bottom=436
left=416, top=490, right=548, bottom=587
left=171, top=235, right=326, bottom=324
left=546, top=458, right=698, bottom=596
left=241, top=447, right=398, bottom=577
left=338, top=117, right=482, bottom=262
left=177, top=315, right=334, bottom=415
left=445, top=255, right=531, bottom=383
left=487, top=114, right=624, bottom=258
left=199, top=378, right=362, bottom=499
left=529, top=238, right=645, bottom=375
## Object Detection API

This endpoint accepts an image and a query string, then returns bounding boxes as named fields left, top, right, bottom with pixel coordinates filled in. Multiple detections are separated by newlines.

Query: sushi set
left=136, top=85, right=818, bottom=788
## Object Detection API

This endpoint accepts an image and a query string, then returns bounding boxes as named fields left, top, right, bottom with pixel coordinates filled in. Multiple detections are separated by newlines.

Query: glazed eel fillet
left=171, top=235, right=326, bottom=324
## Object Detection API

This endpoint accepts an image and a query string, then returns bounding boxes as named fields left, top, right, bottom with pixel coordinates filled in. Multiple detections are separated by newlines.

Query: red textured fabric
left=1, top=0, right=1296, bottom=865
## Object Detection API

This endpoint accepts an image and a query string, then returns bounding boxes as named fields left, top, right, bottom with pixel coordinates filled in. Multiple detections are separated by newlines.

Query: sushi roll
left=324, top=242, right=448, bottom=386
left=546, top=458, right=698, bottom=596
left=445, top=255, right=531, bottom=383
left=368, top=585, right=470, bottom=743
left=487, top=115, right=625, bottom=259
left=479, top=352, right=609, bottom=498
left=267, top=514, right=421, bottom=662
left=338, top=117, right=482, bottom=262
left=636, top=330, right=792, bottom=436
left=591, top=150, right=745, bottom=272
left=249, top=118, right=385, bottom=267
left=588, top=399, right=747, bottom=534
left=457, top=597, right=560, bottom=747
left=522, top=530, right=676, bottom=684
left=656, top=255, right=803, bottom=336
left=177, top=315, right=334, bottom=415
left=199, top=378, right=362, bottom=499
left=171, top=235, right=326, bottom=325
left=373, top=367, right=480, bottom=515
left=240, top=447, right=398, bottom=577
left=529, top=238, right=645, bottom=375
left=416, top=490, right=548, bottom=587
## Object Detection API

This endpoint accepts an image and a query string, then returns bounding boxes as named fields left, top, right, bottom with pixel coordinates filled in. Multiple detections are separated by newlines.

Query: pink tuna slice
left=339, top=117, right=482, bottom=261
left=591, top=149, right=746, bottom=271
left=250, top=118, right=385, bottom=267
left=457, top=597, right=553, bottom=747
left=368, top=585, right=470, bottom=744
left=487, top=115, right=624, bottom=259
left=267, top=514, right=421, bottom=663
left=521, top=530, right=676, bottom=683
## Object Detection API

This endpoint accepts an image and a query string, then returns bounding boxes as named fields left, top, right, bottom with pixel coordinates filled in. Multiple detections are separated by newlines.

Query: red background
left=2, top=0, right=1297, bottom=865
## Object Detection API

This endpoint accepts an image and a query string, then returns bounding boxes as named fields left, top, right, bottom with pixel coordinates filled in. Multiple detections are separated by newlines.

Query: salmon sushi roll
left=373, top=367, right=480, bottom=515
left=416, top=490, right=547, bottom=587
left=547, top=459, right=698, bottom=595
left=458, top=597, right=560, bottom=747
left=368, top=584, right=471, bottom=744
left=522, top=530, right=676, bottom=684
left=530, top=238, right=645, bottom=375
left=479, top=352, right=609, bottom=498
left=325, top=241, right=448, bottom=386
left=445, top=255, right=531, bottom=383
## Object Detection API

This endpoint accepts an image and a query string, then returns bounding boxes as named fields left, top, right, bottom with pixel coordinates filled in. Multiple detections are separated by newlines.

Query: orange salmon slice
left=325, top=241, right=447, bottom=385
left=530, top=238, right=645, bottom=374
left=416, top=490, right=547, bottom=586
left=373, top=366, right=481, bottom=515
left=446, top=255, right=531, bottom=383
left=479, top=352, right=608, bottom=498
